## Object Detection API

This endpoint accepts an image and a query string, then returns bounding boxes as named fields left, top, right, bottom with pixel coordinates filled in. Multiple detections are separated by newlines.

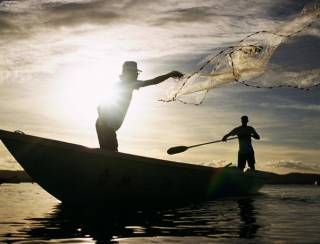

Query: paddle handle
left=188, top=136, right=238, bottom=149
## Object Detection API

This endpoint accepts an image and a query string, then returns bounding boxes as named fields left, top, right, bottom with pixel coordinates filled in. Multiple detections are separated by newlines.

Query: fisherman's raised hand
left=170, top=71, right=183, bottom=79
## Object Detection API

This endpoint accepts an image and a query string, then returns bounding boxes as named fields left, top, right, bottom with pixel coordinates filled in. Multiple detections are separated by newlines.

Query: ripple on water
left=1, top=183, right=320, bottom=243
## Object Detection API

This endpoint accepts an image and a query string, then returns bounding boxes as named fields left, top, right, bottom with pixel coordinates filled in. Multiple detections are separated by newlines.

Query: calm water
left=0, top=184, right=320, bottom=243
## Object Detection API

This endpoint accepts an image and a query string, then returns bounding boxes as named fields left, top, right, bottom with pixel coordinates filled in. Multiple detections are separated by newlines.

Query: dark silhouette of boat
left=0, top=129, right=263, bottom=208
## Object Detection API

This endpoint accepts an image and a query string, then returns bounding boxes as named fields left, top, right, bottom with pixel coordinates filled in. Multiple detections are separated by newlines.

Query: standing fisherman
left=222, top=115, right=260, bottom=170
left=96, top=61, right=183, bottom=151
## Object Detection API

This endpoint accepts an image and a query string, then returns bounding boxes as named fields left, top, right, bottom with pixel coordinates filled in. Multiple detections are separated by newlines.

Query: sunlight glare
left=55, top=60, right=121, bottom=128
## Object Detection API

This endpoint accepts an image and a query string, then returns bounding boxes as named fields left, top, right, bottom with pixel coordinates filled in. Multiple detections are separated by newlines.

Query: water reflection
left=18, top=198, right=260, bottom=243
left=3, top=185, right=320, bottom=243
left=238, top=198, right=260, bottom=238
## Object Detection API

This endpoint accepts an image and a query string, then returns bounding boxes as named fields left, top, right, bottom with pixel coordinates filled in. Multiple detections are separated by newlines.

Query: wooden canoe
left=0, top=129, right=263, bottom=208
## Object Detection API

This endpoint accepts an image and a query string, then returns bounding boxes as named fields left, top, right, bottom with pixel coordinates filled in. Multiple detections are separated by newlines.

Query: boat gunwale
left=0, top=129, right=219, bottom=172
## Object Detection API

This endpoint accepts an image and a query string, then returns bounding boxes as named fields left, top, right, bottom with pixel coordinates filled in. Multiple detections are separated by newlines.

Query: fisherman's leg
left=247, top=152, right=256, bottom=170
left=96, top=119, right=105, bottom=147
left=237, top=152, right=246, bottom=171
left=109, top=129, right=118, bottom=152
left=96, top=119, right=118, bottom=151
left=97, top=125, right=118, bottom=151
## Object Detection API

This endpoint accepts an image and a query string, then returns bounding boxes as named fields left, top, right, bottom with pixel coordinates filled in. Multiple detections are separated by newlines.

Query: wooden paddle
left=167, top=137, right=238, bottom=155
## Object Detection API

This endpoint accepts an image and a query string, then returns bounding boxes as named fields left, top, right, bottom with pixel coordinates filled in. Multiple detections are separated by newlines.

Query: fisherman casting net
left=162, top=1, right=320, bottom=105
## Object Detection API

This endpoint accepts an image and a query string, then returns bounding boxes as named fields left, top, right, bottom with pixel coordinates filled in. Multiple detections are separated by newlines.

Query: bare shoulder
left=232, top=126, right=242, bottom=132
left=248, top=126, right=256, bottom=131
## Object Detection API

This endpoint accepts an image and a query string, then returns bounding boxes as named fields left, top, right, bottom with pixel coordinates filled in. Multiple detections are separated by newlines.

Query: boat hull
left=0, top=130, right=263, bottom=207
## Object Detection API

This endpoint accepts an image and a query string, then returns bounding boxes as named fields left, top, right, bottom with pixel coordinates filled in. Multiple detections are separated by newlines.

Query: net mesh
left=162, top=1, right=320, bottom=105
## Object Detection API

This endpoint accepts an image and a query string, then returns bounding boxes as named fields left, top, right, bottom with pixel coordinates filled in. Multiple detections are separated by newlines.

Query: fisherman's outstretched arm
left=138, top=71, right=183, bottom=88
left=222, top=128, right=237, bottom=141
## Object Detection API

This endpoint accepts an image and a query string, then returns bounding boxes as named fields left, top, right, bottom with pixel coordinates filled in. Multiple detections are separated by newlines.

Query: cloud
left=271, top=35, right=320, bottom=71
left=272, top=160, right=320, bottom=172
left=0, top=0, right=127, bottom=32
left=267, top=0, right=315, bottom=19
left=43, top=0, right=107, bottom=11
left=43, top=0, right=122, bottom=27
left=260, top=102, right=320, bottom=111
left=0, top=13, right=11, bottom=28
left=200, top=160, right=229, bottom=168
left=152, top=7, right=214, bottom=26
left=0, top=10, right=18, bottom=34
left=277, top=104, right=320, bottom=111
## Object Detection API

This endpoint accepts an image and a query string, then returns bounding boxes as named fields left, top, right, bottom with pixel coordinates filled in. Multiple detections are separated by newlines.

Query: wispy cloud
left=0, top=12, right=13, bottom=31
left=268, top=160, right=320, bottom=172
left=42, top=0, right=122, bottom=27
left=261, top=102, right=320, bottom=111
left=267, top=0, right=316, bottom=19
left=152, top=6, right=214, bottom=26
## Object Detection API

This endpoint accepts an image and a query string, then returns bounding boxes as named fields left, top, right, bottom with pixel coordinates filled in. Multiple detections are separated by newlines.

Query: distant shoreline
left=0, top=170, right=319, bottom=185
left=251, top=170, right=320, bottom=185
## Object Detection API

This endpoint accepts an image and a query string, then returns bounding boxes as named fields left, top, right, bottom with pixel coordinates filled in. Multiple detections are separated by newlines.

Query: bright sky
left=0, top=0, right=319, bottom=173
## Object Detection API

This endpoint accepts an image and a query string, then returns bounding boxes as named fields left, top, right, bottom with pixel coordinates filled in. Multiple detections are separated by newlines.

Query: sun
left=53, top=61, right=121, bottom=129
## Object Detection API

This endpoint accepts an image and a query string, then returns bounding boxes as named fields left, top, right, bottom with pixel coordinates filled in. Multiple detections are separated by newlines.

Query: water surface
left=1, top=183, right=320, bottom=243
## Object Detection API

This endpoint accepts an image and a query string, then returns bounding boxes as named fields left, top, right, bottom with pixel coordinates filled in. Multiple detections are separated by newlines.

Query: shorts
left=238, top=151, right=255, bottom=170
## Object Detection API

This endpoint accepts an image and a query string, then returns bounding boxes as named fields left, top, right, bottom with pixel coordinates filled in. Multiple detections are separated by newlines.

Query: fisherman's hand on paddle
left=222, top=135, right=228, bottom=142
left=169, top=71, right=184, bottom=79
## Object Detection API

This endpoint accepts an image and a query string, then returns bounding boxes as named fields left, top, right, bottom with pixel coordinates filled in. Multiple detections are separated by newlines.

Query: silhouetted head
left=241, top=115, right=249, bottom=125
left=119, top=61, right=141, bottom=82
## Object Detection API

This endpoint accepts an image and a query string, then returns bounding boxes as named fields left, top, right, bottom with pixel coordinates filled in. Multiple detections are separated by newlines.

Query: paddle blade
left=167, top=146, right=188, bottom=155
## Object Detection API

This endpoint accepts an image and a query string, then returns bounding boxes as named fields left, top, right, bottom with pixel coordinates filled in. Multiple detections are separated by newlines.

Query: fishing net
left=162, top=1, right=320, bottom=105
